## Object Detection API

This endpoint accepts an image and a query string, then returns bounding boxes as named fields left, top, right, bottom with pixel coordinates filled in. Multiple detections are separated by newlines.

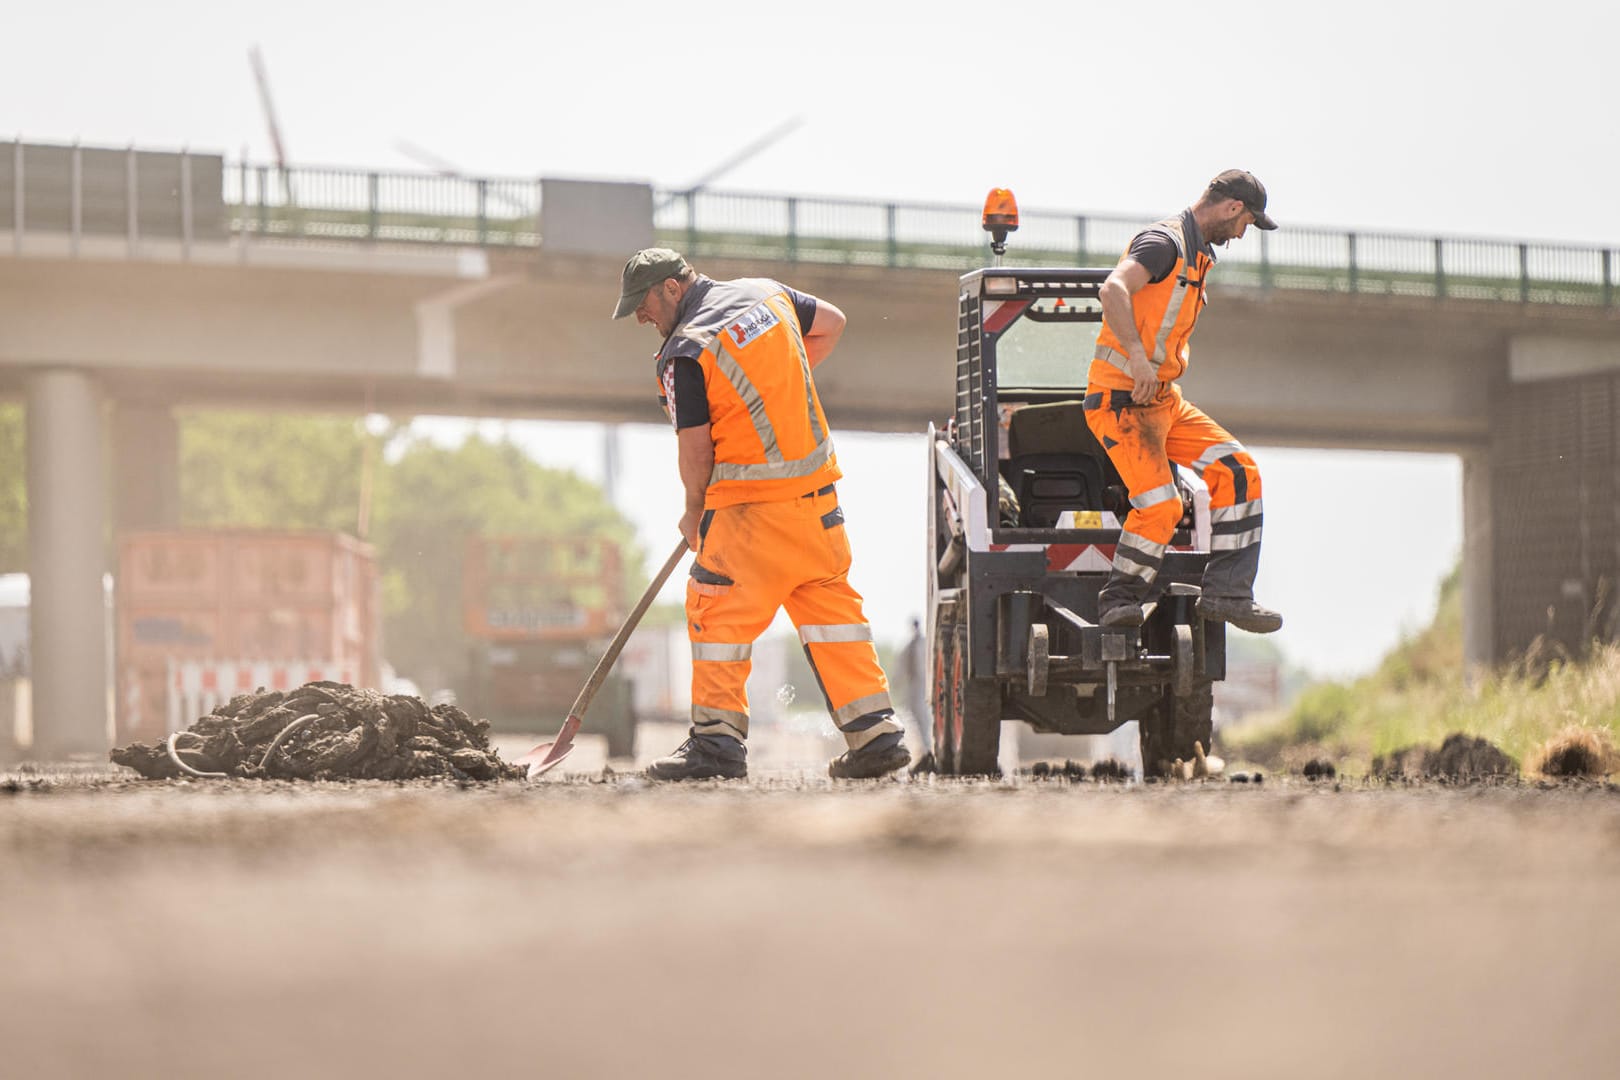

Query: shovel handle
left=566, top=537, right=691, bottom=721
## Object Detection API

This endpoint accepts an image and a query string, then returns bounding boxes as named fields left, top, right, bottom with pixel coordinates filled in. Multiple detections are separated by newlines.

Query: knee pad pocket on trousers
left=1206, top=453, right=1261, bottom=504
left=686, top=579, right=734, bottom=634
left=1131, top=496, right=1184, bottom=543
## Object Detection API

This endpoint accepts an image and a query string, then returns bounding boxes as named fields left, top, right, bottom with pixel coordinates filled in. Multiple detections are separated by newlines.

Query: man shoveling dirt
left=613, top=248, right=908, bottom=782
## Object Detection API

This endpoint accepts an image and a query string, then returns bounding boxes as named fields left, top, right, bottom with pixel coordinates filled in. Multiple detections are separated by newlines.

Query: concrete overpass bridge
left=4, top=139, right=1619, bottom=755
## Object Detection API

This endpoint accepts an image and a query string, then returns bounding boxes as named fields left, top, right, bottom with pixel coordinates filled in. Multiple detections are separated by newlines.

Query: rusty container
left=116, top=529, right=378, bottom=742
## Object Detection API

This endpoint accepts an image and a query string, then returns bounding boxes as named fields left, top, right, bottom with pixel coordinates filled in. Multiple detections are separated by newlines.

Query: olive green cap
left=611, top=247, right=690, bottom=319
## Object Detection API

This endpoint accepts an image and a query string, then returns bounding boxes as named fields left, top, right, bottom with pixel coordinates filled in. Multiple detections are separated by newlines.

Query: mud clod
left=1302, top=758, right=1337, bottom=781
left=109, top=682, right=525, bottom=782
left=1026, top=760, right=1088, bottom=781
left=1089, top=758, right=1130, bottom=783
left=1528, top=726, right=1616, bottom=779
left=1427, top=734, right=1517, bottom=780
left=1372, top=733, right=1519, bottom=782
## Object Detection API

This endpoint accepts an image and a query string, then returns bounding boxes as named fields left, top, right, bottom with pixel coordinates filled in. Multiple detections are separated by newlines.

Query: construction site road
left=3, top=763, right=1618, bottom=1079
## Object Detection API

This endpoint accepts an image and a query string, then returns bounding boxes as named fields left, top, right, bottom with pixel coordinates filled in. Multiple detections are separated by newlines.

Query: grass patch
left=1223, top=565, right=1620, bottom=777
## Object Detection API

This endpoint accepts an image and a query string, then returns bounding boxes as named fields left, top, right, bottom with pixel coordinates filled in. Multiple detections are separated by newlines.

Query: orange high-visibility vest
left=1093, top=210, right=1212, bottom=388
left=657, top=278, right=841, bottom=508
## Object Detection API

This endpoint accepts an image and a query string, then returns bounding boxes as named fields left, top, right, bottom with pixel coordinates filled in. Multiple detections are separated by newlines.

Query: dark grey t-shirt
left=1126, top=210, right=1213, bottom=284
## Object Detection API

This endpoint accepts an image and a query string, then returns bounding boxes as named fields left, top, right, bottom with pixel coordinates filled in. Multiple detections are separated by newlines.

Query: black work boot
left=645, top=734, right=747, bottom=781
left=1099, top=603, right=1145, bottom=628
left=828, top=731, right=911, bottom=780
left=1198, top=595, right=1283, bottom=634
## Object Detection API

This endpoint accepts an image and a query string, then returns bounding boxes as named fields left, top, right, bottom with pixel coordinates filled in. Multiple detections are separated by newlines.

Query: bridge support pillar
left=112, top=402, right=180, bottom=531
left=1461, top=451, right=1494, bottom=673
left=26, top=368, right=110, bottom=758
left=1489, top=353, right=1620, bottom=663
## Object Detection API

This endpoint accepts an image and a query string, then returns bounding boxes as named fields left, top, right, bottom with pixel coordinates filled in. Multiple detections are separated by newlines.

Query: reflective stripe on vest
left=1149, top=217, right=1200, bottom=365
left=1097, top=212, right=1211, bottom=373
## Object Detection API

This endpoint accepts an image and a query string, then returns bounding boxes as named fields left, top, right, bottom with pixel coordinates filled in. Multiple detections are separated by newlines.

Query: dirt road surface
left=4, top=735, right=1619, bottom=1079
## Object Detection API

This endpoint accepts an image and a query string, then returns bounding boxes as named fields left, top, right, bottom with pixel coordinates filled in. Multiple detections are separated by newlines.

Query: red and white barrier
left=166, top=659, right=360, bottom=735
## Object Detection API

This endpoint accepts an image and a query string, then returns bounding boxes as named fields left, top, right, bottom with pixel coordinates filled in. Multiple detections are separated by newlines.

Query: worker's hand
left=1125, top=351, right=1160, bottom=405
left=678, top=508, right=703, bottom=552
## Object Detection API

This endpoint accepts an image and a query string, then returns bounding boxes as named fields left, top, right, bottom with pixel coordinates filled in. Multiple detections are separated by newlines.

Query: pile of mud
left=110, top=682, right=525, bottom=782
left=1371, top=733, right=1518, bottom=782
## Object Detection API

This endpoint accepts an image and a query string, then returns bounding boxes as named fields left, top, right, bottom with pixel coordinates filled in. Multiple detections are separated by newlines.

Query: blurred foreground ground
left=3, top=725, right=1619, bottom=1079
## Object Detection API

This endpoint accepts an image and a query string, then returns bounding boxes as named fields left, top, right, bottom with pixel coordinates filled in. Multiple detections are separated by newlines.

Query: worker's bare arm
left=801, top=299, right=846, bottom=368
left=1099, top=258, right=1161, bottom=405
left=676, top=423, right=715, bottom=551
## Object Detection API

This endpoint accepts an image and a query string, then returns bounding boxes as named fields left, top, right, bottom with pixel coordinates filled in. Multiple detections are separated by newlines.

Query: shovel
left=520, top=537, right=691, bottom=778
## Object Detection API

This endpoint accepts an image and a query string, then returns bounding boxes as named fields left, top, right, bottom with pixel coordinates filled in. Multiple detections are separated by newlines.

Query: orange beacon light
left=982, top=187, right=1019, bottom=259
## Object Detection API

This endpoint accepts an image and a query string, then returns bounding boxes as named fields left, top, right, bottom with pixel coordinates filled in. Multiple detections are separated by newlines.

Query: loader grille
left=955, top=292, right=991, bottom=484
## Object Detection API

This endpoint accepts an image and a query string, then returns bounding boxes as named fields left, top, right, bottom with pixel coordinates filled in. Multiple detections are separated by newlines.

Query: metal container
left=116, top=529, right=377, bottom=741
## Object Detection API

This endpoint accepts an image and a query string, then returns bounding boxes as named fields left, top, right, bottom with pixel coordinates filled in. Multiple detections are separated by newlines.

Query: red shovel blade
left=520, top=714, right=582, bottom=778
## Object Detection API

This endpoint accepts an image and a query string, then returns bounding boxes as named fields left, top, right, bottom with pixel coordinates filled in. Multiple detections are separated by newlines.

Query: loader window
left=993, top=301, right=1102, bottom=389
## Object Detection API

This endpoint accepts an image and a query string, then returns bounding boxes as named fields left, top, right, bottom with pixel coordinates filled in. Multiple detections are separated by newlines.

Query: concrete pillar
left=26, top=369, right=109, bottom=758
left=111, top=402, right=180, bottom=531
left=1461, top=450, right=1494, bottom=673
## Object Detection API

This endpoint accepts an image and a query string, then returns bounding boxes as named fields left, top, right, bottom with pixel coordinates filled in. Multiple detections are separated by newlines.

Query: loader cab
left=963, top=268, right=1123, bottom=529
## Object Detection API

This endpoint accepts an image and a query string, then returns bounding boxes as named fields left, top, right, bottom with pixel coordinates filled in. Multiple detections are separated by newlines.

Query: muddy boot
left=1197, top=595, right=1283, bottom=634
left=645, top=734, right=747, bottom=781
left=828, top=731, right=911, bottom=780
left=1099, top=603, right=1145, bottom=628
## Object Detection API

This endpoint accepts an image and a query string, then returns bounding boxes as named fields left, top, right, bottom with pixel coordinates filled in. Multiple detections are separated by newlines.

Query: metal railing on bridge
left=654, top=188, right=1619, bottom=308
left=228, top=160, right=542, bottom=247
left=4, top=141, right=1616, bottom=308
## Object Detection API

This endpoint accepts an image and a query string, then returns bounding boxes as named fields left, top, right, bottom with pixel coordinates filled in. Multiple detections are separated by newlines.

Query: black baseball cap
left=1208, top=169, right=1277, bottom=230
left=612, top=248, right=690, bottom=319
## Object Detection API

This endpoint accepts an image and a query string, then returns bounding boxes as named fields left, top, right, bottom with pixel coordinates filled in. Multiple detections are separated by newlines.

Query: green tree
left=180, top=410, right=380, bottom=533
left=369, top=434, right=640, bottom=692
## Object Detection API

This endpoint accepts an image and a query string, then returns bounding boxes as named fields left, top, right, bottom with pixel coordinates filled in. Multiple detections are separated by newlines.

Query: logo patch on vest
left=726, top=303, right=780, bottom=348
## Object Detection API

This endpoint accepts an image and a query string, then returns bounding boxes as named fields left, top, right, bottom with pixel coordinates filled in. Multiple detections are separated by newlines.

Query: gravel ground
left=3, top=737, right=1619, bottom=1079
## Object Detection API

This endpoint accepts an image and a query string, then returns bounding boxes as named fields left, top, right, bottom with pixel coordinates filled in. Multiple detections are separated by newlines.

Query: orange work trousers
left=685, top=485, right=901, bottom=751
left=1082, top=380, right=1265, bottom=609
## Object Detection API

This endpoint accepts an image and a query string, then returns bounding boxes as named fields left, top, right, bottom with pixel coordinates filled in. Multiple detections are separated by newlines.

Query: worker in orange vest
left=1087, top=170, right=1283, bottom=634
left=613, top=248, right=909, bottom=781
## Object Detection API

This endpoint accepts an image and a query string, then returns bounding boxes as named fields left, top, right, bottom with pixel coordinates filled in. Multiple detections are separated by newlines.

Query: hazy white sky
left=10, top=1, right=1616, bottom=242
left=7, top=0, right=1600, bottom=675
